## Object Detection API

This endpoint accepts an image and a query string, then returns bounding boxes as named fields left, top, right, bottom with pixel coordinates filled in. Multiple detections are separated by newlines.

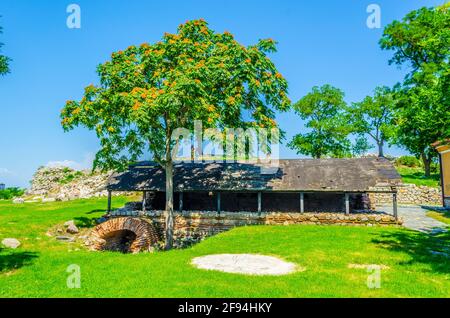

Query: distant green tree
left=380, top=4, right=450, bottom=176
left=0, top=22, right=10, bottom=75
left=351, top=135, right=374, bottom=157
left=392, top=76, right=449, bottom=177
left=350, top=86, right=396, bottom=157
left=288, top=85, right=353, bottom=158
left=0, top=188, right=24, bottom=200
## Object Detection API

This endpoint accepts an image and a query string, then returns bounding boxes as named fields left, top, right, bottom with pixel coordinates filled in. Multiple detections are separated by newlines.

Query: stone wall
left=93, top=203, right=403, bottom=249
left=370, top=184, right=442, bottom=207
left=109, top=208, right=401, bottom=237
left=25, top=166, right=130, bottom=201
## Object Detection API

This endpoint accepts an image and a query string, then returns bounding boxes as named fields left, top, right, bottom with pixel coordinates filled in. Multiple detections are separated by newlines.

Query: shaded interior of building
left=140, top=191, right=368, bottom=213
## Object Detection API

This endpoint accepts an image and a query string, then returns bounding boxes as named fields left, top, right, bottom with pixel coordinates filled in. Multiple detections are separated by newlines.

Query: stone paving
left=377, top=204, right=448, bottom=233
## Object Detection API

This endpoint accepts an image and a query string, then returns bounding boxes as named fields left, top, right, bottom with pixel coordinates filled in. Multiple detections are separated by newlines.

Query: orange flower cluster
left=196, top=60, right=205, bottom=68
left=132, top=102, right=141, bottom=111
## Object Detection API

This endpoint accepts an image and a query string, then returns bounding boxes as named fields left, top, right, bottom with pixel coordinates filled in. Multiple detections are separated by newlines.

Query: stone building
left=89, top=157, right=402, bottom=253
left=107, top=157, right=401, bottom=216
left=433, top=139, right=450, bottom=208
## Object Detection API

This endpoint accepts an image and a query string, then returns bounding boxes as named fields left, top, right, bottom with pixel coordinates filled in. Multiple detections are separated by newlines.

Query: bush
left=58, top=170, right=84, bottom=184
left=431, top=162, right=439, bottom=173
left=0, top=187, right=25, bottom=200
left=395, top=155, right=422, bottom=168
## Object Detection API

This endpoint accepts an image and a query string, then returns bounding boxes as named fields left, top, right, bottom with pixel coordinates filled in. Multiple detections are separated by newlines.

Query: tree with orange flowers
left=60, top=19, right=290, bottom=249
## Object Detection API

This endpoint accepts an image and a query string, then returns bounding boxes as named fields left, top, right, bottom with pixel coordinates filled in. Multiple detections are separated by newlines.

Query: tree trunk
left=377, top=140, right=384, bottom=157
left=421, top=152, right=431, bottom=178
left=164, top=160, right=174, bottom=250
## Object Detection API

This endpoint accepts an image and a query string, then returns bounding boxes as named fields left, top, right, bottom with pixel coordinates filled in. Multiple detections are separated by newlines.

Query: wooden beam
left=142, top=191, right=147, bottom=212
left=300, top=192, right=304, bottom=213
left=345, top=193, right=350, bottom=215
left=217, top=192, right=221, bottom=215
left=393, top=192, right=398, bottom=220
left=179, top=192, right=183, bottom=212
left=258, top=192, right=262, bottom=215
left=439, top=153, right=445, bottom=207
left=107, top=190, right=112, bottom=213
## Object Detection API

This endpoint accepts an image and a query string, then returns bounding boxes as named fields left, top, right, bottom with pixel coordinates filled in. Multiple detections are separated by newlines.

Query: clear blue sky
left=0, top=0, right=445, bottom=187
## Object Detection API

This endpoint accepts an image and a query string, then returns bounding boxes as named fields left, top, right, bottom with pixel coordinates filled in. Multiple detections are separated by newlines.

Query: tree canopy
left=60, top=19, right=291, bottom=248
left=350, top=86, right=396, bottom=157
left=288, top=85, right=354, bottom=159
left=0, top=23, right=10, bottom=75
left=380, top=4, right=450, bottom=175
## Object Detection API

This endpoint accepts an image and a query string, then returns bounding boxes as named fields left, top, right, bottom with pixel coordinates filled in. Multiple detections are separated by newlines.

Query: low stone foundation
left=108, top=207, right=401, bottom=243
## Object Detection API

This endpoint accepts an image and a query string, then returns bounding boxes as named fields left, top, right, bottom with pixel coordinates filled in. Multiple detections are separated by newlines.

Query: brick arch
left=90, top=217, right=160, bottom=253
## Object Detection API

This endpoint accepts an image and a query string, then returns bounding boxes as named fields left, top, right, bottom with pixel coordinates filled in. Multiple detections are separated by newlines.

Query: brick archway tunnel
left=90, top=217, right=160, bottom=253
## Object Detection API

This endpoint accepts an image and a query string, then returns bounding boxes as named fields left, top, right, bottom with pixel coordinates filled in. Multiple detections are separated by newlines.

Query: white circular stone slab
left=192, top=254, right=298, bottom=275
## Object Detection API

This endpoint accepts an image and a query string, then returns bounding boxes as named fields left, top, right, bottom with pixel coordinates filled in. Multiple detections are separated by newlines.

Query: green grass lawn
left=0, top=197, right=449, bottom=297
left=426, top=209, right=450, bottom=225
left=396, top=166, right=440, bottom=188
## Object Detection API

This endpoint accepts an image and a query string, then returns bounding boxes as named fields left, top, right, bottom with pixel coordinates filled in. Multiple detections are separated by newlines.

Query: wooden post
left=393, top=192, right=398, bottom=220
left=258, top=192, right=262, bottom=215
left=345, top=193, right=350, bottom=215
left=300, top=192, right=304, bottom=213
left=179, top=192, right=183, bottom=212
left=107, top=190, right=112, bottom=213
left=217, top=192, right=221, bottom=215
left=142, top=191, right=147, bottom=212
left=439, top=154, right=445, bottom=207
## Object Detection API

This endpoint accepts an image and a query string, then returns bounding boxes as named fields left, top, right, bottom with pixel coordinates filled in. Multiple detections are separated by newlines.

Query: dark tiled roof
left=107, top=158, right=401, bottom=193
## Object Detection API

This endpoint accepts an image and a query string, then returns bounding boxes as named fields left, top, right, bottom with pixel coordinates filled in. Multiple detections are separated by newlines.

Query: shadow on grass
left=371, top=230, right=450, bottom=274
left=73, top=208, right=110, bottom=228
left=0, top=249, right=39, bottom=273
left=74, top=216, right=99, bottom=228
left=85, top=209, right=105, bottom=215
left=421, top=205, right=450, bottom=216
